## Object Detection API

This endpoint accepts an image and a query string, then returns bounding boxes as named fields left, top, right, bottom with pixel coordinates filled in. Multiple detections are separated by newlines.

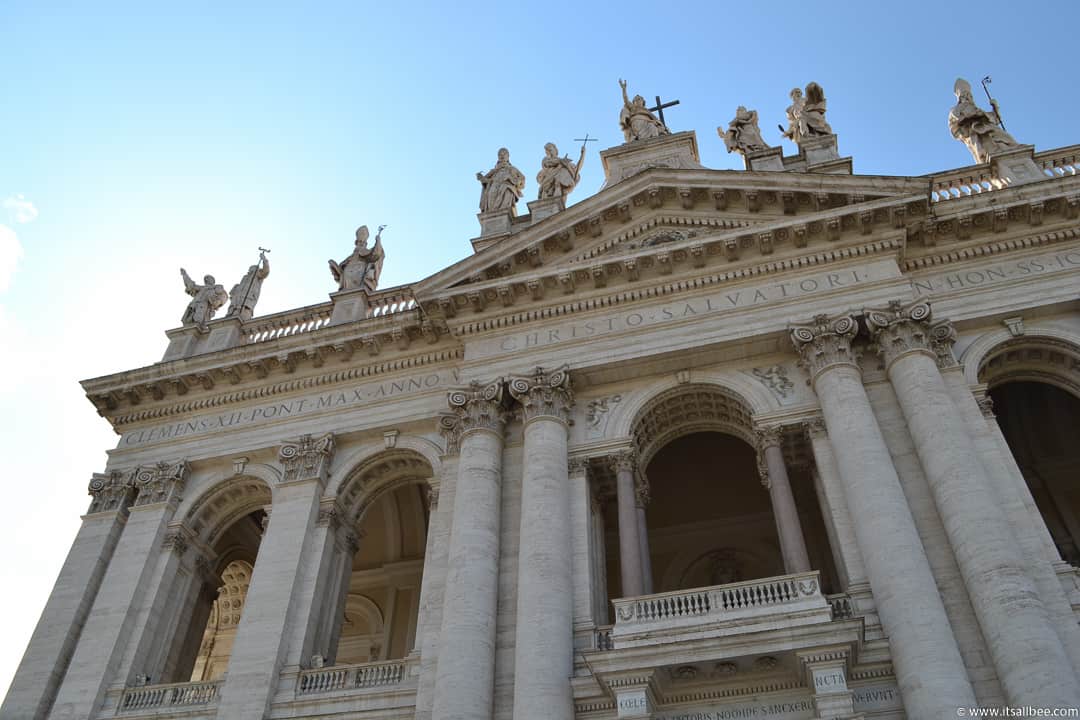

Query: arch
left=626, top=382, right=758, bottom=466
left=343, top=593, right=385, bottom=634
left=335, top=449, right=435, bottom=528
left=326, top=435, right=443, bottom=496
left=182, top=474, right=274, bottom=547
left=961, top=323, right=1080, bottom=393
left=966, top=332, right=1080, bottom=400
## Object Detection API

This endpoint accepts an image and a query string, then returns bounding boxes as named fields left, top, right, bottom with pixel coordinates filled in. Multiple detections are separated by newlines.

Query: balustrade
left=296, top=658, right=408, bottom=697
left=244, top=304, right=333, bottom=343
left=118, top=680, right=220, bottom=713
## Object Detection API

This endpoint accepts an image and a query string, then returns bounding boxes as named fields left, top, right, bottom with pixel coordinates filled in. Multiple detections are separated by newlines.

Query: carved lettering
left=912, top=251, right=1080, bottom=295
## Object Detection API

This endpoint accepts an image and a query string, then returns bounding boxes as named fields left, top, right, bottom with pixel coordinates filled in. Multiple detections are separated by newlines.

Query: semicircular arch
left=336, top=449, right=435, bottom=528
left=326, top=435, right=443, bottom=497
left=964, top=330, right=1080, bottom=399
left=183, top=474, right=274, bottom=547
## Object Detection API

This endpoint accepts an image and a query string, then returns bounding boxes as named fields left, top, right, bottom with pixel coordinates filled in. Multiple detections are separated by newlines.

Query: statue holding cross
left=619, top=79, right=672, bottom=143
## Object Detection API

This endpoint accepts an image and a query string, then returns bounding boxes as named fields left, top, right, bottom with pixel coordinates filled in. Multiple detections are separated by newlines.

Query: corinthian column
left=431, top=381, right=507, bottom=720
left=610, top=450, right=644, bottom=598
left=790, top=313, right=975, bottom=717
left=508, top=366, right=575, bottom=720
left=865, top=300, right=1080, bottom=707
left=634, top=477, right=654, bottom=594
left=755, top=427, right=810, bottom=574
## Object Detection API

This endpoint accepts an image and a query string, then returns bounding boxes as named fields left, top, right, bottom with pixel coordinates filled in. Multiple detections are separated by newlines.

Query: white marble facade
left=6, top=122, right=1080, bottom=720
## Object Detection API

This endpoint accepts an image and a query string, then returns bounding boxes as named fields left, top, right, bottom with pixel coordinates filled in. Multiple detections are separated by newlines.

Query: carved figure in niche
left=949, top=78, right=1020, bottom=163
left=476, top=148, right=525, bottom=215
left=619, top=79, right=670, bottom=143
left=225, top=250, right=270, bottom=321
left=751, top=365, right=794, bottom=398
left=782, top=82, right=832, bottom=145
left=329, top=225, right=385, bottom=292
left=180, top=268, right=228, bottom=329
left=722, top=106, right=769, bottom=155
left=536, top=143, right=584, bottom=200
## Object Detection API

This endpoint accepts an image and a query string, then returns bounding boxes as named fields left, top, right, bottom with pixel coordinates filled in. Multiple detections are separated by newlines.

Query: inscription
left=655, top=698, right=814, bottom=720
left=912, top=250, right=1080, bottom=295
left=121, top=370, right=457, bottom=447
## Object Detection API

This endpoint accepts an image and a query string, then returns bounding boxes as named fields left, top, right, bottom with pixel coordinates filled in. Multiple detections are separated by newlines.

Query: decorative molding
left=446, top=380, right=508, bottom=437
left=507, top=365, right=574, bottom=425
left=790, top=313, right=859, bottom=381
left=161, top=529, right=190, bottom=557
left=865, top=299, right=956, bottom=369
left=279, top=433, right=336, bottom=485
left=133, top=461, right=189, bottom=506
left=634, top=475, right=651, bottom=508
left=316, top=498, right=343, bottom=529
left=87, top=470, right=135, bottom=514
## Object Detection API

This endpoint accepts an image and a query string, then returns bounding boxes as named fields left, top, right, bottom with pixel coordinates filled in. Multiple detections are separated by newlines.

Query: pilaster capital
left=507, top=365, right=574, bottom=426
left=755, top=425, right=784, bottom=451
left=161, top=528, right=191, bottom=557
left=279, top=432, right=336, bottom=485
left=803, top=416, right=828, bottom=440
left=568, top=456, right=591, bottom=477
left=865, top=299, right=956, bottom=369
left=425, top=485, right=440, bottom=511
left=87, top=470, right=136, bottom=514
left=447, top=380, right=509, bottom=438
left=316, top=497, right=344, bottom=529
left=634, top=475, right=651, bottom=508
left=608, top=449, right=637, bottom=475
left=977, top=394, right=996, bottom=419
left=790, top=313, right=859, bottom=381
left=756, top=451, right=771, bottom=489
left=437, top=412, right=462, bottom=456
left=132, top=460, right=189, bottom=507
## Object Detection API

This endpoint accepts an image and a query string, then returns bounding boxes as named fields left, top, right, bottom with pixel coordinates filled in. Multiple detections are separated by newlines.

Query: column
left=215, top=433, right=335, bottom=720
left=634, top=477, right=654, bottom=594
left=611, top=450, right=644, bottom=598
left=865, top=300, right=1080, bottom=707
left=568, top=458, right=596, bottom=633
left=431, top=381, right=507, bottom=720
left=509, top=367, right=575, bottom=720
left=790, top=313, right=975, bottom=717
left=756, top=427, right=811, bottom=574
left=47, top=462, right=189, bottom=720
left=2, top=473, right=134, bottom=720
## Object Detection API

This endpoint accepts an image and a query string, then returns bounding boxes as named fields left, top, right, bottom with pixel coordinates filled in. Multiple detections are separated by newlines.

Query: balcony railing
left=609, top=571, right=829, bottom=646
left=296, top=658, right=409, bottom=697
left=118, top=679, right=220, bottom=713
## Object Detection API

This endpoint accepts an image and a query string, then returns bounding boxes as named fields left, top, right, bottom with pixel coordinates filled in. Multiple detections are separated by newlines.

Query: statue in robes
left=722, top=106, right=769, bottom=155
left=329, top=225, right=385, bottom=293
left=949, top=77, right=1020, bottom=163
left=180, top=269, right=228, bottom=329
left=536, top=142, right=584, bottom=200
left=619, top=79, right=670, bottom=143
left=225, top=250, right=270, bottom=321
left=782, top=82, right=832, bottom=145
left=476, top=148, right=525, bottom=215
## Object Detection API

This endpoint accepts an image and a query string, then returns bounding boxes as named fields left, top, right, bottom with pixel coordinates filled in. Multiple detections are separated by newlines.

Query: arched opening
left=981, top=338, right=1080, bottom=566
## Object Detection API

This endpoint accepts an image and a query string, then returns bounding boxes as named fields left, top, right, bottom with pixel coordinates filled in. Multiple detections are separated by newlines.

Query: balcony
left=116, top=679, right=220, bottom=716
left=295, top=657, right=410, bottom=697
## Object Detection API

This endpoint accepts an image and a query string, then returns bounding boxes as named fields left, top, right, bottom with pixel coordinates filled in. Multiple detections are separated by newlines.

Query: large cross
left=648, top=95, right=680, bottom=126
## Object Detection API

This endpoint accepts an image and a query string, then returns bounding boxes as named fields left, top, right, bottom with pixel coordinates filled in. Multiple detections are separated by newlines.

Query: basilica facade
left=5, top=83, right=1080, bottom=720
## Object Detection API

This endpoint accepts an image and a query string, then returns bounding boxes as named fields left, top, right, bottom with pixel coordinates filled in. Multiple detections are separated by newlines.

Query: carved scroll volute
left=87, top=470, right=137, bottom=514
left=446, top=380, right=508, bottom=437
left=789, top=313, right=859, bottom=383
left=507, top=365, right=574, bottom=426
left=133, top=461, right=190, bottom=507
left=279, top=433, right=336, bottom=485
left=864, top=299, right=957, bottom=370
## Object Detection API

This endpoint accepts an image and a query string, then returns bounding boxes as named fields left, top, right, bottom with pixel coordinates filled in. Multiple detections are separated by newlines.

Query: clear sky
left=2, top=0, right=1078, bottom=697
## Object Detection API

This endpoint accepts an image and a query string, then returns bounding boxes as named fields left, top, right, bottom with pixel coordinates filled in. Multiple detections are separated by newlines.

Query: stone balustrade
left=594, top=625, right=614, bottom=650
left=117, top=679, right=220, bottom=713
left=244, top=303, right=334, bottom=343
left=296, top=658, right=409, bottom=697
left=928, top=144, right=1080, bottom=202
left=1036, top=145, right=1080, bottom=178
left=827, top=592, right=854, bottom=620
left=367, top=284, right=417, bottom=317
left=610, top=572, right=829, bottom=647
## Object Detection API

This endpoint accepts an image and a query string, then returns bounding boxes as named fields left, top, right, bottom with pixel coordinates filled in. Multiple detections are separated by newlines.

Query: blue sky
left=2, top=0, right=1077, bottom=696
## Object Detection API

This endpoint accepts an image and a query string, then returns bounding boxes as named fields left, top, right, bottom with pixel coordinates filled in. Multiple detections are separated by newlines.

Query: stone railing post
left=610, top=450, right=644, bottom=598
left=790, top=313, right=975, bottom=717
left=47, top=462, right=189, bottom=720
left=431, top=380, right=508, bottom=720
left=508, top=366, right=575, bottom=720
left=2, top=472, right=136, bottom=720
left=755, top=426, right=811, bottom=574
left=215, top=433, right=335, bottom=720
left=865, top=299, right=1080, bottom=707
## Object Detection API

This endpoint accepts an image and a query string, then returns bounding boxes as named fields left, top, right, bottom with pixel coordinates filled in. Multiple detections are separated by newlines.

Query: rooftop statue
left=179, top=268, right=228, bottom=329
left=781, top=82, right=832, bottom=145
left=536, top=142, right=584, bottom=200
left=722, top=106, right=769, bottom=155
left=949, top=77, right=1021, bottom=164
left=225, top=249, right=270, bottom=321
left=329, top=225, right=385, bottom=293
left=619, top=79, right=670, bottom=143
left=476, top=148, right=525, bottom=215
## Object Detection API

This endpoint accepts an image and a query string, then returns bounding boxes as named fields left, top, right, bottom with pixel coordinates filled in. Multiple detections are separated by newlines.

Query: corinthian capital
left=507, top=365, right=574, bottom=425
left=609, top=450, right=637, bottom=475
left=279, top=433, right=336, bottom=485
left=88, top=470, right=136, bottom=514
left=789, top=313, right=859, bottom=381
left=133, top=461, right=190, bottom=506
left=447, top=380, right=508, bottom=437
left=865, top=299, right=955, bottom=369
left=755, top=425, right=783, bottom=451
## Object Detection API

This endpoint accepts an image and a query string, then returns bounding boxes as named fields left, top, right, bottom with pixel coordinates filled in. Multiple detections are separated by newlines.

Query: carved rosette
left=87, top=470, right=136, bottom=514
left=279, top=432, right=335, bottom=485
left=507, top=365, right=574, bottom=426
left=790, top=313, right=859, bottom=382
left=446, top=380, right=508, bottom=438
left=133, top=461, right=190, bottom=507
left=865, top=299, right=956, bottom=370
left=609, top=450, right=637, bottom=475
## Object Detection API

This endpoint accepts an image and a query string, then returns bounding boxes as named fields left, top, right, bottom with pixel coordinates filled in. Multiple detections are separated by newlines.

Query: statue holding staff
left=329, top=225, right=385, bottom=293
left=179, top=269, right=228, bottom=329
